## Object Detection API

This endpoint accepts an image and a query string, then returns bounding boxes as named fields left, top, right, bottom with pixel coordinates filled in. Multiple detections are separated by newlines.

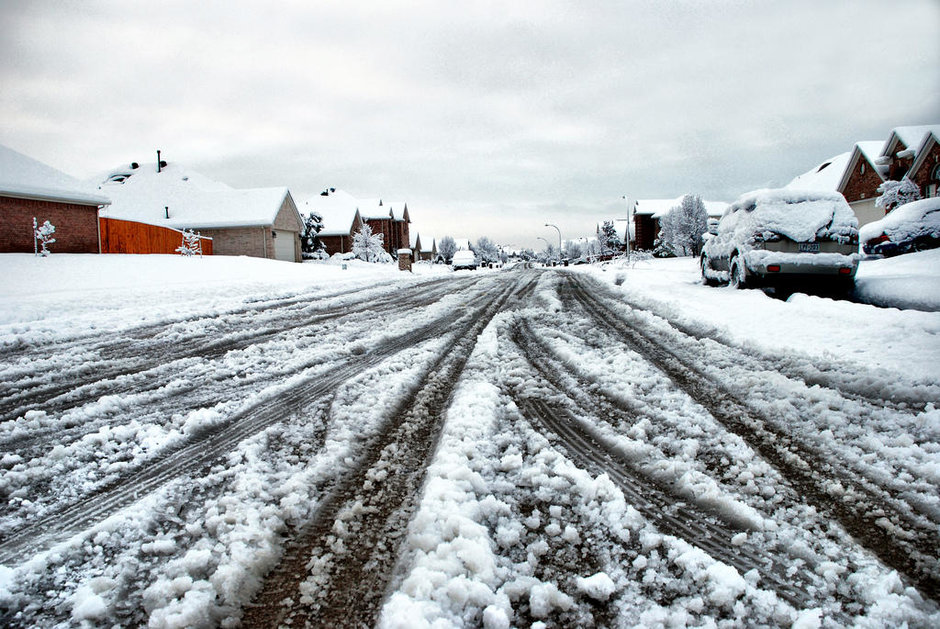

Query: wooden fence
left=99, top=217, right=213, bottom=255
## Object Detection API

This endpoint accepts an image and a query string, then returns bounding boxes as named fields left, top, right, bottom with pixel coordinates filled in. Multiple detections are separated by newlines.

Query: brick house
left=907, top=130, right=940, bottom=199
left=414, top=234, right=437, bottom=261
left=1, top=144, right=110, bottom=253
left=302, top=189, right=363, bottom=255
left=96, top=160, right=303, bottom=262
left=879, top=126, right=940, bottom=182
left=305, top=190, right=412, bottom=257
left=360, top=200, right=411, bottom=256
left=834, top=141, right=887, bottom=226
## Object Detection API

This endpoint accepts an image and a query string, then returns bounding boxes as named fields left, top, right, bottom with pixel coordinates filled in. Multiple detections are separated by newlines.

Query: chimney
left=157, top=150, right=162, bottom=173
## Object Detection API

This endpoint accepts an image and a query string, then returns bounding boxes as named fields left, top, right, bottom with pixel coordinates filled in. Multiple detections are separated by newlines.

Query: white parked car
left=701, top=189, right=860, bottom=291
left=860, top=197, right=940, bottom=257
left=451, top=250, right=479, bottom=270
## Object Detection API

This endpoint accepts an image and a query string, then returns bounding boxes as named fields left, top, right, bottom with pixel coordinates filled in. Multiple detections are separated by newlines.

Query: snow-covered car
left=701, top=189, right=860, bottom=290
left=860, top=197, right=940, bottom=257
left=451, top=250, right=479, bottom=270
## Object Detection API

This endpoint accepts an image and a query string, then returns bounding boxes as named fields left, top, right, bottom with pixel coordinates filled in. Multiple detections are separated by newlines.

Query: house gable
left=838, top=143, right=885, bottom=204
left=908, top=132, right=940, bottom=198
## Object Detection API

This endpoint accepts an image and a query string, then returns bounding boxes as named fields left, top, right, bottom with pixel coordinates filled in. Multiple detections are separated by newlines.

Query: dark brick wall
left=0, top=196, right=100, bottom=253
left=909, top=140, right=940, bottom=197
left=841, top=154, right=884, bottom=203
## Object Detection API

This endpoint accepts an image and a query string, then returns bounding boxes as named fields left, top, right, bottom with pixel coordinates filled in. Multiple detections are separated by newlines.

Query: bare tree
left=655, top=194, right=708, bottom=257
left=438, top=236, right=457, bottom=263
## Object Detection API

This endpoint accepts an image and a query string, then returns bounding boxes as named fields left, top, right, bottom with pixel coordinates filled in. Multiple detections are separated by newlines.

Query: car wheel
left=730, top=255, right=749, bottom=289
left=701, top=254, right=719, bottom=287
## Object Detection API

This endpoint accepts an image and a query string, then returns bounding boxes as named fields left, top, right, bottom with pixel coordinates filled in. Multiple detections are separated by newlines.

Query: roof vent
left=131, top=162, right=139, bottom=169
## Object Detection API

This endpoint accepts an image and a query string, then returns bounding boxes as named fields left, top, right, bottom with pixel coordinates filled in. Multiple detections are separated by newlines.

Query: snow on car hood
left=727, top=189, right=858, bottom=242
left=859, top=197, right=940, bottom=242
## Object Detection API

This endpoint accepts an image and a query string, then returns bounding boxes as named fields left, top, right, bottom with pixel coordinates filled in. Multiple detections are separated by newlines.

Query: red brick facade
left=0, top=195, right=100, bottom=253
left=840, top=153, right=884, bottom=204
left=633, top=214, right=659, bottom=251
left=909, top=137, right=940, bottom=198
left=363, top=216, right=410, bottom=256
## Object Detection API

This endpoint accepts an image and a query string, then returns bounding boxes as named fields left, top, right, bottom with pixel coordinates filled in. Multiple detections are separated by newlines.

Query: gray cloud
left=2, top=0, right=938, bottom=248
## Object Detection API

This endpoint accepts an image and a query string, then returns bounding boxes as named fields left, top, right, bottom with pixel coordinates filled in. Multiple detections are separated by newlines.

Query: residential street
left=0, top=263, right=937, bottom=627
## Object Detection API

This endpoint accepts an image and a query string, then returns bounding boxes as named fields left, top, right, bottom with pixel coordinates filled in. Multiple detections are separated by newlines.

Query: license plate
left=799, top=242, right=820, bottom=253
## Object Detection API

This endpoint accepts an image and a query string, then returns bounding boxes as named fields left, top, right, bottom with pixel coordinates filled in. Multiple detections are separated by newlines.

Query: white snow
left=1, top=251, right=938, bottom=627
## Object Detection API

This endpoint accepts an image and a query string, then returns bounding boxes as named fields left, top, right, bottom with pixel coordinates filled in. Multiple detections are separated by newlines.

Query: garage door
left=273, top=230, right=296, bottom=262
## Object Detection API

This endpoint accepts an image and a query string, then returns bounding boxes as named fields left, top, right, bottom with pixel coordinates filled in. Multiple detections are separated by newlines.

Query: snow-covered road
left=0, top=257, right=937, bottom=628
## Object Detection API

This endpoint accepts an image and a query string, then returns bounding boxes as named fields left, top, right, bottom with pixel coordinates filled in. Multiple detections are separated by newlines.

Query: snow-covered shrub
left=176, top=230, right=203, bottom=256
left=876, top=177, right=921, bottom=213
left=33, top=218, right=56, bottom=256
left=352, top=224, right=392, bottom=263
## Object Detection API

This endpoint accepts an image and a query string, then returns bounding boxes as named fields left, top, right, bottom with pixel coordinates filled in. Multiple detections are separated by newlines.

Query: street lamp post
left=544, top=223, right=562, bottom=258
left=621, top=196, right=631, bottom=259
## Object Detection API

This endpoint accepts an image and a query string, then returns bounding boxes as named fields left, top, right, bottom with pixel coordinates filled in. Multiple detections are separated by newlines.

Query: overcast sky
left=3, top=0, right=938, bottom=249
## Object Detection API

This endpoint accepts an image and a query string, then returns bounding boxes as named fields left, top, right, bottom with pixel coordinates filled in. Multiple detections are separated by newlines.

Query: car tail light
left=767, top=265, right=781, bottom=272
left=838, top=267, right=852, bottom=275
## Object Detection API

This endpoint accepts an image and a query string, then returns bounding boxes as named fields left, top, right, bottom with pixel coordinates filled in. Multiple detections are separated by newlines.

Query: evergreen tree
left=599, top=220, right=623, bottom=254
left=352, top=224, right=391, bottom=263
left=300, top=211, right=328, bottom=259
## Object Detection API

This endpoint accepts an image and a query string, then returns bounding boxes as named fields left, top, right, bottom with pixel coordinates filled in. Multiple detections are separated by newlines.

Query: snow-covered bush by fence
left=176, top=230, right=203, bottom=257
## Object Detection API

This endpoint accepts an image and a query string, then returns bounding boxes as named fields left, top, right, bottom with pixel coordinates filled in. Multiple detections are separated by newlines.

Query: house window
left=932, top=162, right=940, bottom=181
left=860, top=163, right=866, bottom=175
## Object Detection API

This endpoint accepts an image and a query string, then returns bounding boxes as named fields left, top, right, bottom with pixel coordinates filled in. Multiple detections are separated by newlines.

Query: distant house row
left=0, top=146, right=436, bottom=263
left=784, top=124, right=940, bottom=226
left=301, top=187, right=440, bottom=261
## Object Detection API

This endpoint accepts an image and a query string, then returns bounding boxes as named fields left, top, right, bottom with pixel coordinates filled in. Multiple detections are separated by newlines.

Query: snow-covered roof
left=909, top=130, right=940, bottom=177
left=96, top=161, right=295, bottom=230
left=359, top=199, right=393, bottom=221
left=387, top=202, right=409, bottom=222
left=0, top=144, right=111, bottom=206
left=302, top=189, right=361, bottom=237
left=883, top=125, right=940, bottom=156
left=787, top=152, right=852, bottom=192
left=634, top=196, right=728, bottom=219
left=634, top=197, right=683, bottom=217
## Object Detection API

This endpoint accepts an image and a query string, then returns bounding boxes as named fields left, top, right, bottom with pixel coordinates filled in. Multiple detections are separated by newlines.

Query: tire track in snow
left=507, top=317, right=814, bottom=612
left=0, top=275, right=481, bottom=449
left=564, top=273, right=940, bottom=603
left=240, top=273, right=537, bottom=629
left=0, top=275, right=502, bottom=566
